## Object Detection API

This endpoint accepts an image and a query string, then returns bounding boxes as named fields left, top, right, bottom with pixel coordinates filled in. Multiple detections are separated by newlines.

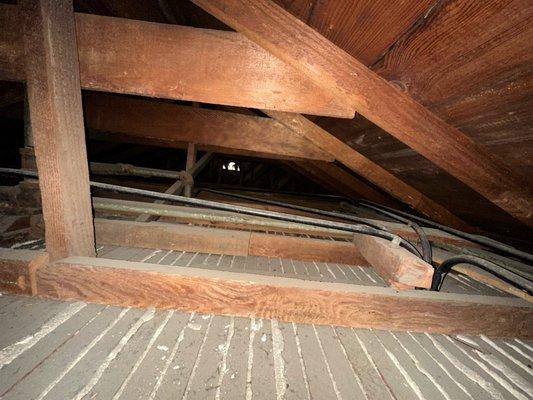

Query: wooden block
left=34, top=256, right=533, bottom=338
left=353, top=233, right=434, bottom=289
left=0, top=248, right=47, bottom=295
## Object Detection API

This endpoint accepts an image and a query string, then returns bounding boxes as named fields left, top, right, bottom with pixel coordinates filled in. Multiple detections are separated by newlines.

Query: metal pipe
left=355, top=200, right=533, bottom=264
left=431, top=255, right=533, bottom=294
left=346, top=201, right=432, bottom=264
left=198, top=188, right=389, bottom=231
left=0, top=168, right=422, bottom=257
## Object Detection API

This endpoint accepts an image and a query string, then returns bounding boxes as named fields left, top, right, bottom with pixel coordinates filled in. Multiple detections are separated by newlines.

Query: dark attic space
left=0, top=1, right=532, bottom=399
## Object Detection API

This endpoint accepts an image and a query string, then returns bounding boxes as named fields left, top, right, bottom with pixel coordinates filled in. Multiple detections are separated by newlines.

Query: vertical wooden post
left=22, top=0, right=95, bottom=260
left=184, top=143, right=197, bottom=197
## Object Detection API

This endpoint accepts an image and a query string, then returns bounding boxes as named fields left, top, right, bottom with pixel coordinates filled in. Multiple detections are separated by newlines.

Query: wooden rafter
left=191, top=0, right=532, bottom=227
left=0, top=3, right=352, bottom=118
left=269, top=112, right=470, bottom=229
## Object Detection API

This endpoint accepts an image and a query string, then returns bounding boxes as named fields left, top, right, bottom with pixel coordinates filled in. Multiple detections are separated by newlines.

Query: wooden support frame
left=0, top=3, right=352, bottom=118
left=353, top=233, right=434, bottom=289
left=0, top=248, right=530, bottom=338
left=191, top=0, right=532, bottom=226
left=22, top=0, right=95, bottom=260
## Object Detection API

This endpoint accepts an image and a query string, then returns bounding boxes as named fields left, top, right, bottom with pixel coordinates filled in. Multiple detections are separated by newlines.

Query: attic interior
left=0, top=0, right=532, bottom=399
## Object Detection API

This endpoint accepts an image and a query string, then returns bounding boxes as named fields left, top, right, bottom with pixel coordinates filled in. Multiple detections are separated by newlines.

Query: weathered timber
left=353, top=233, right=434, bottom=290
left=32, top=255, right=533, bottom=338
left=84, top=93, right=332, bottom=161
left=94, top=218, right=362, bottom=264
left=22, top=0, right=95, bottom=260
left=191, top=0, right=532, bottom=226
left=91, top=197, right=484, bottom=249
left=0, top=248, right=47, bottom=295
left=0, top=3, right=353, bottom=117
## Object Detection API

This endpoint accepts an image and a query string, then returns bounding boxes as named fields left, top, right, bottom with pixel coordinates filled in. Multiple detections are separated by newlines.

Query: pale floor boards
left=0, top=294, right=531, bottom=400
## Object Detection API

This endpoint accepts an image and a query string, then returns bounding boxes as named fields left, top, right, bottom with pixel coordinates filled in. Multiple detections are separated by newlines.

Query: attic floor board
left=0, top=293, right=531, bottom=400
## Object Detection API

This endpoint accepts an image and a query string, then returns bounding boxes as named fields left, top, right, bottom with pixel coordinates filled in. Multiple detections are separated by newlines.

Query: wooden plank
left=22, top=0, right=95, bottom=260
left=94, top=218, right=364, bottom=264
left=432, top=247, right=533, bottom=303
left=0, top=4, right=352, bottom=118
left=192, top=0, right=532, bottom=226
left=248, top=232, right=362, bottom=264
left=84, top=93, right=332, bottom=161
left=269, top=112, right=469, bottom=229
left=33, top=255, right=533, bottom=338
left=353, top=234, right=434, bottom=290
left=95, top=219, right=251, bottom=257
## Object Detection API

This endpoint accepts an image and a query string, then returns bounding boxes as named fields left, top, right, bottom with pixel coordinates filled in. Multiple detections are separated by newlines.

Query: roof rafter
left=191, top=0, right=532, bottom=227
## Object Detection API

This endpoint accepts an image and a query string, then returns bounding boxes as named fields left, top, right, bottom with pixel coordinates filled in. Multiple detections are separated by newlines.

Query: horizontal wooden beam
left=353, top=234, right=433, bottom=290
left=1, top=248, right=530, bottom=337
left=84, top=93, right=332, bottom=162
left=31, top=254, right=532, bottom=338
left=91, top=197, right=482, bottom=249
left=192, top=0, right=532, bottom=226
left=0, top=4, right=352, bottom=118
left=94, top=218, right=362, bottom=264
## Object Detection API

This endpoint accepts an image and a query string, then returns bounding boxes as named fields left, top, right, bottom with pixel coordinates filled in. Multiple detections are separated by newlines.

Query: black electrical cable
left=0, top=168, right=423, bottom=258
left=354, top=200, right=533, bottom=264
left=350, top=201, right=433, bottom=264
left=198, top=188, right=390, bottom=231
left=431, top=255, right=533, bottom=294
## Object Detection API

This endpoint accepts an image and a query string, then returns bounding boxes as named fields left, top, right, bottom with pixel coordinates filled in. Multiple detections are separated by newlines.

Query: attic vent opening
left=222, top=161, right=240, bottom=171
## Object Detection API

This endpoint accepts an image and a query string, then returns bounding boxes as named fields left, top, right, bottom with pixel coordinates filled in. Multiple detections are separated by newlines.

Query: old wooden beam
left=184, top=143, right=196, bottom=197
left=84, top=93, right=332, bottom=161
left=353, top=233, right=434, bottom=290
left=269, top=112, right=469, bottom=230
left=22, top=0, right=95, bottom=260
left=30, top=255, right=531, bottom=338
left=94, top=218, right=362, bottom=264
left=0, top=3, right=352, bottom=118
left=91, top=197, right=484, bottom=249
left=192, top=0, right=532, bottom=226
